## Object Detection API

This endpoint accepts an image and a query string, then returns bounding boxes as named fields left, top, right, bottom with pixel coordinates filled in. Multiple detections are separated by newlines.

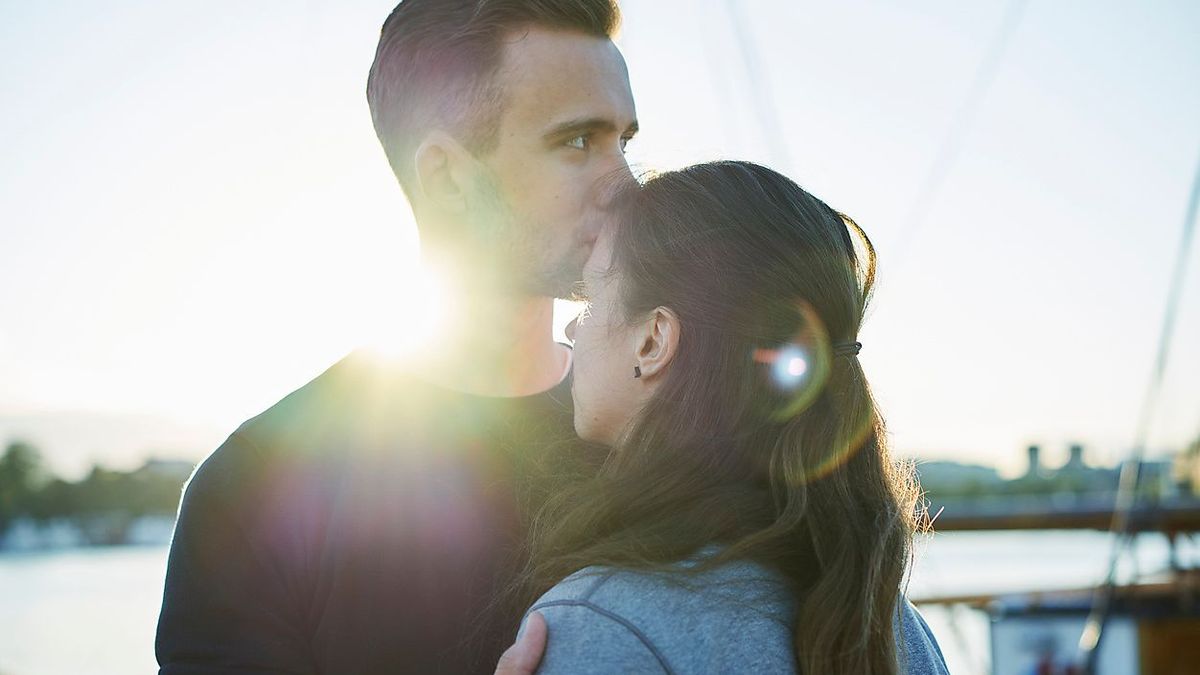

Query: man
left=156, top=1, right=637, bottom=672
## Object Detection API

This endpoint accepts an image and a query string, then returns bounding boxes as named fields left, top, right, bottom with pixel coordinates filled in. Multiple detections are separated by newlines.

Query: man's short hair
left=367, top=0, right=622, bottom=197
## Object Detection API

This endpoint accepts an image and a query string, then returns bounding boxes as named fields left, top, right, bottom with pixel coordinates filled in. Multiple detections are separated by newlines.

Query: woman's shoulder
left=525, top=558, right=796, bottom=674
left=524, top=557, right=952, bottom=675
left=895, top=597, right=952, bottom=675
left=536, top=556, right=792, bottom=617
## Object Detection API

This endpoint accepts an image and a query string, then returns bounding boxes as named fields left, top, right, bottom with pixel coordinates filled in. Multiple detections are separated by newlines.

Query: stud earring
left=633, top=365, right=642, bottom=379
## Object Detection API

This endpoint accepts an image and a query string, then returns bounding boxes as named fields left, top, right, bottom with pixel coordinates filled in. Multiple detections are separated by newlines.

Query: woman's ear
left=414, top=131, right=473, bottom=214
left=633, top=307, right=680, bottom=380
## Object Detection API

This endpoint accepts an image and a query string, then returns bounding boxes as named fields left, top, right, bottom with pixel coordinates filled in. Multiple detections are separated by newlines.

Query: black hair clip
left=833, top=341, right=862, bottom=357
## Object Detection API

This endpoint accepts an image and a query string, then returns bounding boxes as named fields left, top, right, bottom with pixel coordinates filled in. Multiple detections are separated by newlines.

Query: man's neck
left=408, top=290, right=570, bottom=399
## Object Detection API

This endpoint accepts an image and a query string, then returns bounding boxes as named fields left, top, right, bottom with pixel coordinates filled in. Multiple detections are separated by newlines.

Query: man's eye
left=565, top=135, right=589, bottom=150
left=619, top=136, right=633, bottom=153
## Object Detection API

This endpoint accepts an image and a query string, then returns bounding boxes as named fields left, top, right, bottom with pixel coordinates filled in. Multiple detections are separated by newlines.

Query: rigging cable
left=723, top=0, right=793, bottom=171
left=701, top=1, right=749, bottom=158
left=888, top=0, right=1028, bottom=276
left=1075, top=145, right=1200, bottom=673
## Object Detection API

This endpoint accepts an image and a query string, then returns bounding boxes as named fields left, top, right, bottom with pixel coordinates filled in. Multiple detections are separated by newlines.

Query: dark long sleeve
left=156, top=434, right=314, bottom=674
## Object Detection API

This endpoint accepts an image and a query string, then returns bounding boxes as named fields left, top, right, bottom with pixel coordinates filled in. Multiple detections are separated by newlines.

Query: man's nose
left=564, top=316, right=578, bottom=343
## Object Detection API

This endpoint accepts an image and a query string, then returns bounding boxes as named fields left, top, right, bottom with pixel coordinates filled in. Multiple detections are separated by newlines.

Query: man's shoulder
left=184, top=352, right=414, bottom=487
left=230, top=350, right=453, bottom=461
left=237, top=350, right=388, bottom=438
left=177, top=353, right=425, bottom=527
left=189, top=349, right=578, bottom=492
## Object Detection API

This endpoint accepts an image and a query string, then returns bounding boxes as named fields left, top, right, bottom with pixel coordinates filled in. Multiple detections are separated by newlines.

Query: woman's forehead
left=582, top=229, right=615, bottom=279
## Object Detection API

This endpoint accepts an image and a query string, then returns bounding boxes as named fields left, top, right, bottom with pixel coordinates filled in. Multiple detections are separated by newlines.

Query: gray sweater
left=522, top=558, right=950, bottom=674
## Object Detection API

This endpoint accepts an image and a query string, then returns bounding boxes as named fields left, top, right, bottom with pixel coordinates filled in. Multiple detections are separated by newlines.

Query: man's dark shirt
left=156, top=350, right=582, bottom=674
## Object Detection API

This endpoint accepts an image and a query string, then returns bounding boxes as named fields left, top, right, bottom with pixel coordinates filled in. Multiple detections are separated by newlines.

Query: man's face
left=471, top=27, right=637, bottom=298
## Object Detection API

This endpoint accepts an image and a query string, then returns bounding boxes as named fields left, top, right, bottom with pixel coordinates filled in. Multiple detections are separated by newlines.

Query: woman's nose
left=564, top=316, right=578, bottom=343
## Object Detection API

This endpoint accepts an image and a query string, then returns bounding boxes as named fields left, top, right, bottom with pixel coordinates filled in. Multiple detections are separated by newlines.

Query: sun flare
left=360, top=262, right=452, bottom=360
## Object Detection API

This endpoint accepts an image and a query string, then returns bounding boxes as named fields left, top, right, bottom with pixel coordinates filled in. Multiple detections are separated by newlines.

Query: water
left=908, top=530, right=1200, bottom=675
left=0, top=546, right=168, bottom=675
left=1, top=531, right=1197, bottom=675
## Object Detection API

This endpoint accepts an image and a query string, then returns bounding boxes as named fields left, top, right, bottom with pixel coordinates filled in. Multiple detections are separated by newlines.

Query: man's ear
left=413, top=131, right=474, bottom=214
left=634, top=307, right=680, bottom=380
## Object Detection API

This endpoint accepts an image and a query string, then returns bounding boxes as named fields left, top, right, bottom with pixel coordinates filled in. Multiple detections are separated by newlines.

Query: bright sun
left=359, top=262, right=452, bottom=360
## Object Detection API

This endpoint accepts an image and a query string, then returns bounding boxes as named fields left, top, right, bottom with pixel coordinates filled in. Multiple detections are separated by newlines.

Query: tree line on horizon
left=0, top=439, right=189, bottom=543
left=4, top=434, right=1198, bottom=545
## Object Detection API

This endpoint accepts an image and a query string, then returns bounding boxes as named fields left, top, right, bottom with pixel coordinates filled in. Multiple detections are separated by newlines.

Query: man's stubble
left=466, top=167, right=586, bottom=300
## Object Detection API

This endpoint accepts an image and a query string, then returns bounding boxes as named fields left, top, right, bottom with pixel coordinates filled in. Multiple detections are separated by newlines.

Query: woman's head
left=533, top=161, right=917, bottom=674
left=567, top=160, right=875, bottom=458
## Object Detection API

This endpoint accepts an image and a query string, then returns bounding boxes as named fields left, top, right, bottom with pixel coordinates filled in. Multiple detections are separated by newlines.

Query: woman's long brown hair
left=517, top=161, right=921, bottom=674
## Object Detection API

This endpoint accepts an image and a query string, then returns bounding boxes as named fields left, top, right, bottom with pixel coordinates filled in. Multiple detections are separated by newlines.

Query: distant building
left=136, top=458, right=195, bottom=483
left=1173, top=437, right=1200, bottom=495
left=916, top=460, right=1003, bottom=498
left=1044, top=443, right=1118, bottom=495
left=919, top=444, right=1133, bottom=500
left=1024, top=445, right=1042, bottom=479
left=1064, top=443, right=1085, bottom=472
left=1136, top=459, right=1180, bottom=500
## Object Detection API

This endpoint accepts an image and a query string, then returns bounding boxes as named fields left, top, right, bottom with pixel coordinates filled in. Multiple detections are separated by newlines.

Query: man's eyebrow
left=543, top=117, right=639, bottom=139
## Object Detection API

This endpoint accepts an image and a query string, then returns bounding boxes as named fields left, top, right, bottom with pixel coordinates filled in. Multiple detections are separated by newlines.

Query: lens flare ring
left=749, top=300, right=877, bottom=485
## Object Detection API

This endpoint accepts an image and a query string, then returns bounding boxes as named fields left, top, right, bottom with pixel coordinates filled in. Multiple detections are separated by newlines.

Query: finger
left=494, top=611, right=548, bottom=675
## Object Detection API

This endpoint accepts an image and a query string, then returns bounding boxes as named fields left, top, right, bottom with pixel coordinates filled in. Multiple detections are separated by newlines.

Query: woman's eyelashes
left=568, top=283, right=593, bottom=330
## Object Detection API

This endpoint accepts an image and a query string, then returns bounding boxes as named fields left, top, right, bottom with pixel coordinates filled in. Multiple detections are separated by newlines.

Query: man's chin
left=516, top=270, right=583, bottom=300
left=472, top=263, right=576, bottom=299
left=545, top=255, right=589, bottom=299
left=492, top=249, right=587, bottom=299
left=495, top=277, right=575, bottom=300
left=549, top=277, right=584, bottom=300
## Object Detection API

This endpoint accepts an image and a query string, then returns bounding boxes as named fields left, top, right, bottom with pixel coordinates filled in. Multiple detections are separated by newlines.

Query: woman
left=505, top=161, right=948, bottom=674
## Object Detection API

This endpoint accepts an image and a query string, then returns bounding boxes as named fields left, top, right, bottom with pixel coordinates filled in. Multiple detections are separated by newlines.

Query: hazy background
left=3, top=0, right=1199, bottom=480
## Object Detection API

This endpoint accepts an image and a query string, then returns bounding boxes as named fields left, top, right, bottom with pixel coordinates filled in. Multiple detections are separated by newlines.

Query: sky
left=2, top=0, right=1199, bottom=479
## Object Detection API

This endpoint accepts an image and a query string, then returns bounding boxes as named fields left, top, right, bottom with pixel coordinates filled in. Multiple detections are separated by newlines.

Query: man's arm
left=156, top=435, right=312, bottom=675
left=494, top=611, right=547, bottom=675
